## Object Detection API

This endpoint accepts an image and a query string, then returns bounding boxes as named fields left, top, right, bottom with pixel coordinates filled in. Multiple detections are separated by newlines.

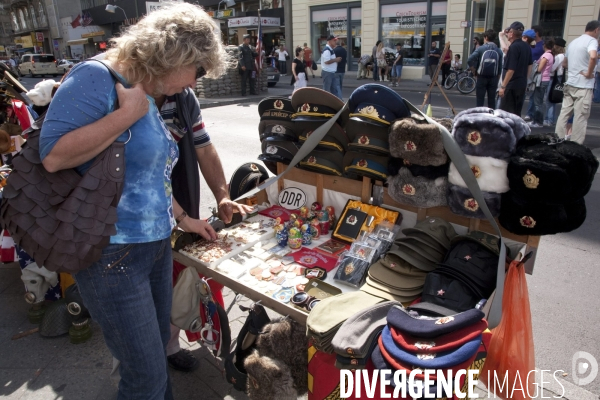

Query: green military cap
left=402, top=217, right=457, bottom=251
left=395, top=236, right=446, bottom=260
left=450, top=230, right=506, bottom=257
left=387, top=244, right=437, bottom=272
left=364, top=276, right=423, bottom=297
left=368, top=260, right=426, bottom=291
left=394, top=240, right=442, bottom=264
left=360, top=278, right=421, bottom=304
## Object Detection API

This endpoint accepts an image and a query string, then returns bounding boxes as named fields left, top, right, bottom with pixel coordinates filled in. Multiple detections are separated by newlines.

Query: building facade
left=293, top=0, right=600, bottom=77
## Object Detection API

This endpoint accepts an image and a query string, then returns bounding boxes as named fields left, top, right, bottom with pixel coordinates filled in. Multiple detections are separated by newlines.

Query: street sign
left=35, top=32, right=43, bottom=42
left=146, top=2, right=166, bottom=14
left=227, top=17, right=280, bottom=27
left=460, top=21, right=472, bottom=28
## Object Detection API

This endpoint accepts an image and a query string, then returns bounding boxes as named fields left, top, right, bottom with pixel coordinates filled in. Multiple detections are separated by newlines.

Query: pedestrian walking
left=292, top=47, right=308, bottom=93
left=523, top=26, right=544, bottom=121
left=276, top=45, right=288, bottom=75
left=544, top=38, right=566, bottom=126
left=498, top=21, right=533, bottom=116
left=441, top=45, right=453, bottom=86
left=472, top=37, right=482, bottom=53
left=333, top=42, right=347, bottom=100
left=529, top=39, right=555, bottom=128
left=593, top=37, right=600, bottom=103
left=427, top=41, right=442, bottom=85
left=468, top=29, right=503, bottom=108
left=357, top=54, right=371, bottom=80
left=390, top=43, right=404, bottom=87
left=372, top=40, right=381, bottom=81
left=375, top=41, right=388, bottom=82
left=321, top=35, right=341, bottom=95
left=303, top=43, right=315, bottom=78
left=556, top=20, right=600, bottom=144
left=238, top=34, right=258, bottom=96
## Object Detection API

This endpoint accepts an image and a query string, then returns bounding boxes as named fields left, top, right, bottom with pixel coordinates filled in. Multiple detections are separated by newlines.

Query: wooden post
left=361, top=177, right=371, bottom=203
left=316, top=174, right=324, bottom=205
left=422, top=41, right=457, bottom=116
left=277, top=162, right=285, bottom=194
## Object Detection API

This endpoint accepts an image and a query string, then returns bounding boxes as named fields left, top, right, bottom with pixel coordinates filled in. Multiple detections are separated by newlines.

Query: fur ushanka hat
left=388, top=167, right=448, bottom=208
left=508, top=134, right=599, bottom=202
left=389, top=117, right=448, bottom=166
left=499, top=192, right=586, bottom=235
left=388, top=158, right=450, bottom=180
left=448, top=155, right=509, bottom=194
left=453, top=109, right=522, bottom=160
left=447, top=184, right=501, bottom=218
left=455, top=107, right=530, bottom=143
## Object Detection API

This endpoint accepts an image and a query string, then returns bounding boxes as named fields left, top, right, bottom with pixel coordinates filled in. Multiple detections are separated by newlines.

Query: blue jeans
left=533, top=81, right=550, bottom=125
left=545, top=75, right=562, bottom=124
left=526, top=90, right=535, bottom=118
left=333, top=72, right=344, bottom=99
left=75, top=239, right=173, bottom=400
left=373, top=65, right=379, bottom=81
left=322, top=70, right=336, bottom=94
left=594, top=72, right=600, bottom=103
left=392, top=65, right=403, bottom=78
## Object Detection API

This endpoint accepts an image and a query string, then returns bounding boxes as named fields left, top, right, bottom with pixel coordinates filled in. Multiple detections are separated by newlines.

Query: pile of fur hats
left=499, top=133, right=598, bottom=235
left=291, top=87, right=349, bottom=177
left=244, top=317, right=309, bottom=400
left=387, top=112, right=453, bottom=208
left=447, top=108, right=530, bottom=218
left=257, top=96, right=300, bottom=174
left=344, top=84, right=410, bottom=181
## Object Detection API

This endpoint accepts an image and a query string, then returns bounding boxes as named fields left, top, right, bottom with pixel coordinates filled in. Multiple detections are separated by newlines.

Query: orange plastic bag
left=480, top=258, right=535, bottom=399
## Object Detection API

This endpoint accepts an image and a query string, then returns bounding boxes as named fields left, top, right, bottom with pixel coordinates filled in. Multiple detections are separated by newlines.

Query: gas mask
left=20, top=263, right=58, bottom=324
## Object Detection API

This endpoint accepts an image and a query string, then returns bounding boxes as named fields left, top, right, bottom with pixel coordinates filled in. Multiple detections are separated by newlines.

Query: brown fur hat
left=389, top=117, right=448, bottom=166
left=255, top=317, right=309, bottom=395
left=244, top=351, right=298, bottom=400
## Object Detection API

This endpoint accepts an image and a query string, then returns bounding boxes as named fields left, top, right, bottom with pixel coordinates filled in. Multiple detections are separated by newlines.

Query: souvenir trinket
left=288, top=227, right=302, bottom=249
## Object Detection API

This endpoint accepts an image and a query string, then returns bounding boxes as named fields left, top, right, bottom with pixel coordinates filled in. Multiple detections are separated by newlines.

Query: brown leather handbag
left=0, top=62, right=128, bottom=273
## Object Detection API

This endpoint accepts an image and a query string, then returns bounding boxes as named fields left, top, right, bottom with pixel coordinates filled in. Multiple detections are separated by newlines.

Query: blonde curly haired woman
left=39, top=4, right=227, bottom=399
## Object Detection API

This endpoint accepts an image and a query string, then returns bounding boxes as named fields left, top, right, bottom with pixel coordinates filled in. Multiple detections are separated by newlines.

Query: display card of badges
left=179, top=215, right=276, bottom=268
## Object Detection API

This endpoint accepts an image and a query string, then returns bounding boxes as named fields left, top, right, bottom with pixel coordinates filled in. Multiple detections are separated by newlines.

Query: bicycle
left=457, top=70, right=477, bottom=94
left=444, top=68, right=466, bottom=90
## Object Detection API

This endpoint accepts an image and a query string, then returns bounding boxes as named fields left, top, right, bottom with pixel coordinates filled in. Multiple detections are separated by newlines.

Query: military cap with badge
left=257, top=97, right=299, bottom=173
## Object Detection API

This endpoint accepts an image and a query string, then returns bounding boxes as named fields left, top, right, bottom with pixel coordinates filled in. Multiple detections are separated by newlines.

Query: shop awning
left=67, top=39, right=90, bottom=46
left=14, top=48, right=33, bottom=53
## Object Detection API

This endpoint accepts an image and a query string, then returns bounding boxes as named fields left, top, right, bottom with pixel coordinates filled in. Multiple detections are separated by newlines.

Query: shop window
left=487, top=0, right=505, bottom=34
left=534, top=0, right=567, bottom=38
left=30, top=6, right=38, bottom=29
left=350, top=8, right=362, bottom=59
left=311, top=8, right=346, bottom=63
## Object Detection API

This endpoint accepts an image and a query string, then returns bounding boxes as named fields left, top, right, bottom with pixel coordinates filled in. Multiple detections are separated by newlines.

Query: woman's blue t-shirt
left=39, top=61, right=179, bottom=244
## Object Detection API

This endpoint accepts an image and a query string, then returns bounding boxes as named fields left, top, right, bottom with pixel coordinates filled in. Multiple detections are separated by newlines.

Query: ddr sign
left=278, top=187, right=307, bottom=210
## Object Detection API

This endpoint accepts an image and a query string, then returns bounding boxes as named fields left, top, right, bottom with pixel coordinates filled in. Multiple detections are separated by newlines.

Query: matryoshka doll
left=326, top=206, right=336, bottom=227
left=301, top=224, right=313, bottom=245
left=318, top=209, right=330, bottom=234
left=310, top=218, right=321, bottom=239
left=288, top=227, right=302, bottom=249
left=275, top=224, right=288, bottom=246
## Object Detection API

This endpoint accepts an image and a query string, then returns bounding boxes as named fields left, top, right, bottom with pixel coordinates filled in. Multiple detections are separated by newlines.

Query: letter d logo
left=572, top=351, right=598, bottom=386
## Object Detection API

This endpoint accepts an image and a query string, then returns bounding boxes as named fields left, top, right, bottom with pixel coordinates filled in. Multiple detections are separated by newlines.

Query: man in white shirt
left=275, top=45, right=289, bottom=75
left=556, top=20, right=600, bottom=144
left=321, top=35, right=342, bottom=95
left=594, top=37, right=600, bottom=103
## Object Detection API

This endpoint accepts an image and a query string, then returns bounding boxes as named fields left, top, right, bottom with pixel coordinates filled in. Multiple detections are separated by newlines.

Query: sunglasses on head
left=196, top=66, right=207, bottom=80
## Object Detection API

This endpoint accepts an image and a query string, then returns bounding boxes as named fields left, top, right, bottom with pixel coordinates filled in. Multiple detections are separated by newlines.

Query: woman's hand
left=179, top=217, right=218, bottom=241
left=115, top=82, right=149, bottom=126
left=217, top=198, right=254, bottom=223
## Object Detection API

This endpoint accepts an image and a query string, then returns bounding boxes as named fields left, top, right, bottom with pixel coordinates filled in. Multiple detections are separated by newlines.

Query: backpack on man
left=477, top=44, right=500, bottom=78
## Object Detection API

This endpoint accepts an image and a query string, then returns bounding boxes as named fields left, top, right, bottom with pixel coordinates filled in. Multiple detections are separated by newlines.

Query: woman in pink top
left=531, top=39, right=555, bottom=128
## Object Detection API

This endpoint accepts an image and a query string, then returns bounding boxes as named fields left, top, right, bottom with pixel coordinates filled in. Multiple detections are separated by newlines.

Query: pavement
left=2, top=76, right=599, bottom=399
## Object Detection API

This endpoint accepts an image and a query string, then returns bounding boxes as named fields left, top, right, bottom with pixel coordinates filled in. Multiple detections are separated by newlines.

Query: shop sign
left=460, top=21, right=471, bottom=28
left=0, top=46, right=4, bottom=52
left=21, top=36, right=33, bottom=48
left=53, top=40, right=59, bottom=51
left=227, top=17, right=280, bottom=27
left=278, top=187, right=307, bottom=210
left=14, top=38, right=22, bottom=44
left=35, top=32, right=44, bottom=42
left=327, top=17, right=346, bottom=37
left=146, top=1, right=168, bottom=14
left=207, top=9, right=235, bottom=18
left=81, top=30, right=105, bottom=38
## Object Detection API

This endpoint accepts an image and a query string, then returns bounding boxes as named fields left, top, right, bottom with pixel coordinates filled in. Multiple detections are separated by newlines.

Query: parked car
left=18, top=54, right=59, bottom=77
left=266, top=65, right=280, bottom=87
left=57, top=59, right=80, bottom=74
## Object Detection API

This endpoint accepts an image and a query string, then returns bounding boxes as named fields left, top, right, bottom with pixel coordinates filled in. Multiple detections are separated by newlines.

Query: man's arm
left=562, top=56, right=568, bottom=70
left=582, top=49, right=597, bottom=79
left=498, top=69, right=514, bottom=97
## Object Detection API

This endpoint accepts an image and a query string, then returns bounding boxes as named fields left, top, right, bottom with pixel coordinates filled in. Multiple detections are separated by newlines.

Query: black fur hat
left=388, top=167, right=448, bottom=208
left=499, top=192, right=586, bottom=235
left=388, top=158, right=450, bottom=180
left=389, top=117, right=448, bottom=166
left=453, top=109, right=517, bottom=159
left=447, top=184, right=501, bottom=219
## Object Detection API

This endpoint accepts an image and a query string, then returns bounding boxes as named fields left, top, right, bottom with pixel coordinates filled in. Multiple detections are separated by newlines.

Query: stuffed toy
left=388, top=167, right=447, bottom=208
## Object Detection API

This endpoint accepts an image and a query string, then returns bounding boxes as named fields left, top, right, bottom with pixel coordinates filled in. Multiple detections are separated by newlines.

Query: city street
left=6, top=74, right=600, bottom=399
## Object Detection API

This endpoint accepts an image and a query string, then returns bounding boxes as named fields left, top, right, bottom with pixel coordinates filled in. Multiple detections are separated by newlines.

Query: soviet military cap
left=387, top=167, right=448, bottom=209
left=348, top=84, right=410, bottom=126
left=402, top=217, right=457, bottom=251
left=258, top=136, right=299, bottom=165
left=365, top=273, right=424, bottom=295
left=228, top=162, right=270, bottom=201
left=450, top=230, right=503, bottom=256
left=394, top=240, right=443, bottom=264
left=386, top=305, right=485, bottom=338
left=298, top=148, right=344, bottom=176
left=343, top=151, right=390, bottom=181
left=291, top=87, right=349, bottom=126
left=360, top=278, right=421, bottom=304
left=387, top=243, right=438, bottom=272
left=395, top=236, right=446, bottom=260
left=346, top=118, right=391, bottom=156
left=258, top=97, right=295, bottom=122
left=380, top=252, right=430, bottom=279
left=331, top=301, right=400, bottom=358
left=297, top=121, right=349, bottom=152
left=259, top=120, right=298, bottom=142
left=447, top=184, right=501, bottom=219
left=368, top=260, right=426, bottom=291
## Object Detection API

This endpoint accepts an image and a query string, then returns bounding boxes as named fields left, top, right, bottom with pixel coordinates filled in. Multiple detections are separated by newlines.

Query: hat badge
left=471, top=165, right=482, bottom=178
left=350, top=359, right=358, bottom=365
left=435, top=316, right=455, bottom=325
left=464, top=255, right=471, bottom=260
left=402, top=184, right=416, bottom=196
left=404, top=141, right=417, bottom=152
left=464, top=198, right=479, bottom=212
left=519, top=216, right=536, bottom=228
left=346, top=215, right=357, bottom=225
left=273, top=125, right=285, bottom=134
left=467, top=131, right=482, bottom=145
left=437, top=289, right=445, bottom=296
left=414, top=341, right=436, bottom=350
left=346, top=348, right=354, bottom=355
left=250, top=163, right=259, bottom=172
left=301, top=103, right=311, bottom=113
left=390, top=262, right=397, bottom=268
left=266, top=145, right=278, bottom=154
left=307, top=156, right=317, bottom=165
left=357, top=159, right=368, bottom=168
left=523, top=170, right=540, bottom=189
left=358, top=135, right=370, bottom=145
left=403, top=159, right=411, bottom=166
left=358, top=105, right=380, bottom=119
left=417, top=354, right=436, bottom=360
left=274, top=100, right=284, bottom=110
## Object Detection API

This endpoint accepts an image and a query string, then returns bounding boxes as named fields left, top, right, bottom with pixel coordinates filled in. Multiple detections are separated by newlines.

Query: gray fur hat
left=388, top=167, right=448, bottom=208
left=448, top=155, right=509, bottom=194
left=447, top=184, right=501, bottom=218
left=244, top=351, right=298, bottom=400
left=389, top=117, right=448, bottom=166
left=455, top=107, right=530, bottom=143
left=453, top=108, right=518, bottom=159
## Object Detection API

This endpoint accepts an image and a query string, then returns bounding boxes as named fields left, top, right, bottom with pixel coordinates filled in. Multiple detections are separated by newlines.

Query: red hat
left=390, top=319, right=487, bottom=354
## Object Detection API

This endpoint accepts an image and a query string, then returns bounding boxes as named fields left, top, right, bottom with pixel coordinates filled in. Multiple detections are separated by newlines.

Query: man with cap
left=321, top=35, right=342, bottom=96
left=523, top=26, right=544, bottom=121
left=390, top=43, right=404, bottom=87
left=499, top=21, right=533, bottom=117
left=556, top=20, right=600, bottom=144
left=239, top=34, right=258, bottom=96
left=333, top=41, right=347, bottom=100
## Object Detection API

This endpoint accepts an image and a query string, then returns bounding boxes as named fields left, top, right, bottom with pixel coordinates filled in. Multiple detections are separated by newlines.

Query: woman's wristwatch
left=175, top=211, right=188, bottom=226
